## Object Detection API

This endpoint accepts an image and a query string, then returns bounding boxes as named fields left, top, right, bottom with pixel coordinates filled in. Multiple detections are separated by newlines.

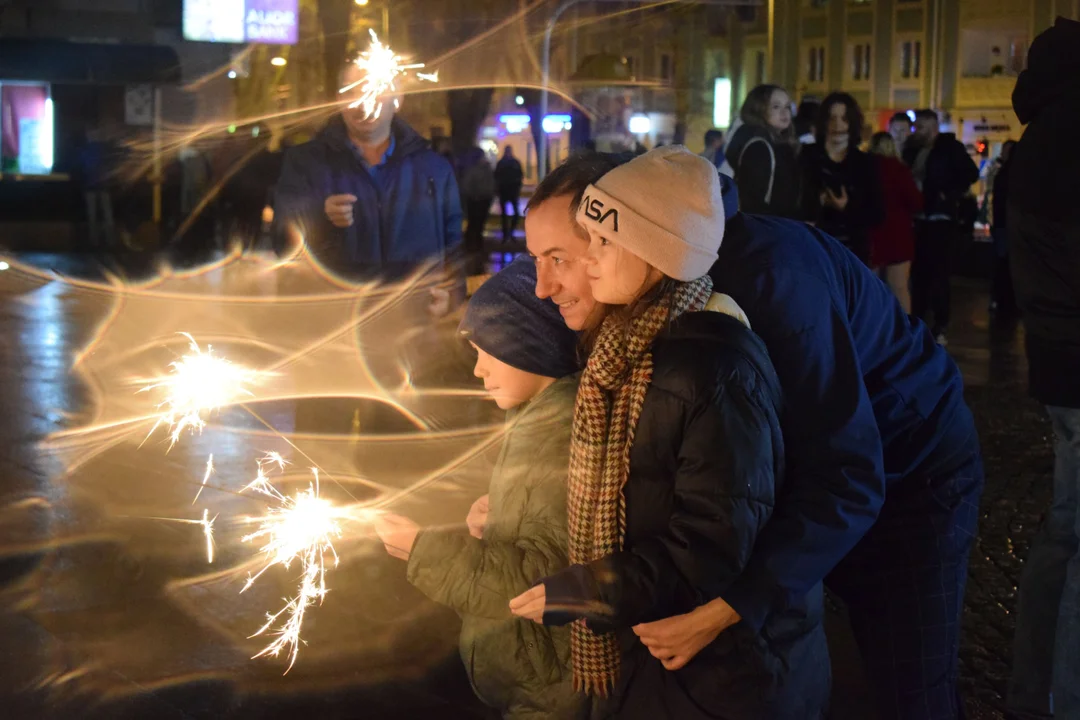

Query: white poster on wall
left=125, top=85, right=155, bottom=127
left=18, top=118, right=46, bottom=175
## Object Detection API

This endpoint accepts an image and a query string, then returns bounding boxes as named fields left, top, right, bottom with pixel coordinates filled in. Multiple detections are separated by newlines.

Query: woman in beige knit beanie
left=509, top=146, right=829, bottom=719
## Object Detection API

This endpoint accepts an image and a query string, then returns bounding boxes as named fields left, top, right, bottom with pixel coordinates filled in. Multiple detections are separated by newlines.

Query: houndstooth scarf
left=567, top=274, right=715, bottom=696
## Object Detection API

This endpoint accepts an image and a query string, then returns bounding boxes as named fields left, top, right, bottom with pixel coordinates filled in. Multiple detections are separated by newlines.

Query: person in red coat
left=868, top=132, right=923, bottom=313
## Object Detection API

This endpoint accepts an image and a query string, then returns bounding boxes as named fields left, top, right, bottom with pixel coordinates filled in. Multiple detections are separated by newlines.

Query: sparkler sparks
left=139, top=333, right=261, bottom=450
left=339, top=30, right=437, bottom=120
left=193, top=454, right=214, bottom=504
left=148, top=509, right=217, bottom=564
left=240, top=464, right=346, bottom=672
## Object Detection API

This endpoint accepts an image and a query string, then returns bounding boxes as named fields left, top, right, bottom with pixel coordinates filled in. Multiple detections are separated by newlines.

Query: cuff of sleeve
left=405, top=528, right=453, bottom=584
left=720, top=577, right=771, bottom=634
left=541, top=564, right=599, bottom=627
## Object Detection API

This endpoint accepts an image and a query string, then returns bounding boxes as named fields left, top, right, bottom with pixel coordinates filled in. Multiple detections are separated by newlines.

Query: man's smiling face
left=525, top=195, right=603, bottom=331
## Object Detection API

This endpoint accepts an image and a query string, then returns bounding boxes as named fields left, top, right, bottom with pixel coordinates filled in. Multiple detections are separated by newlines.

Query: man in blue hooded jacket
left=525, top=153, right=983, bottom=720
left=274, top=57, right=463, bottom=303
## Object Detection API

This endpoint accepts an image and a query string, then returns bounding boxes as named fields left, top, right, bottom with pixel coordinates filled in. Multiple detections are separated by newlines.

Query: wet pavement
left=0, top=249, right=1052, bottom=720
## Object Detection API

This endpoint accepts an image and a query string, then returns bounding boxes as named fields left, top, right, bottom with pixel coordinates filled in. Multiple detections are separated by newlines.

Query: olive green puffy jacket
left=407, top=375, right=584, bottom=719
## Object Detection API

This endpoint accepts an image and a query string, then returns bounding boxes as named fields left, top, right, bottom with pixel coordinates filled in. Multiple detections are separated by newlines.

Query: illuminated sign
left=713, top=78, right=732, bottom=128
left=183, top=0, right=299, bottom=45
left=629, top=114, right=651, bottom=134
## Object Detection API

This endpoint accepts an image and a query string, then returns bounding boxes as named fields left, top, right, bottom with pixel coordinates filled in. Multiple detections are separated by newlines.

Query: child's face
left=581, top=226, right=662, bottom=305
left=471, top=343, right=553, bottom=410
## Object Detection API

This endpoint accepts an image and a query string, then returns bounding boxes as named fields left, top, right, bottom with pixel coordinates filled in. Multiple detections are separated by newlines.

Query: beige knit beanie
left=574, top=145, right=725, bottom=282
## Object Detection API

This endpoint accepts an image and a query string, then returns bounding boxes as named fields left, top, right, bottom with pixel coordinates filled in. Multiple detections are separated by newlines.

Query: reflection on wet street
left=0, top=252, right=1050, bottom=719
left=0, top=252, right=504, bottom=719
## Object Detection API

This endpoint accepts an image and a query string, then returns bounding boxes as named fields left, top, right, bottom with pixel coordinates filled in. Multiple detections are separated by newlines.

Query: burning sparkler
left=339, top=29, right=437, bottom=120
left=138, top=333, right=261, bottom=450
left=240, top=459, right=347, bottom=672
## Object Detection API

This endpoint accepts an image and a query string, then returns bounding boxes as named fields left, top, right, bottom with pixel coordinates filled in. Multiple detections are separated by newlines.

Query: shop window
left=0, top=81, right=54, bottom=175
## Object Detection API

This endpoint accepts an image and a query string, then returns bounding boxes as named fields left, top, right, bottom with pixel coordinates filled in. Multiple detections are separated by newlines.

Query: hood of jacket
left=317, top=114, right=431, bottom=159
left=1013, top=16, right=1080, bottom=124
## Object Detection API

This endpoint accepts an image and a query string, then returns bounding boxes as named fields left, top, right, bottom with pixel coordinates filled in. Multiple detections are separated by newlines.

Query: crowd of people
left=712, top=85, right=982, bottom=345
left=257, top=17, right=1080, bottom=720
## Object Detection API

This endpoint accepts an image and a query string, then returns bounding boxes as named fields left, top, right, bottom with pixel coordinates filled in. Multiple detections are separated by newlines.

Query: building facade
left=762, top=0, right=1079, bottom=147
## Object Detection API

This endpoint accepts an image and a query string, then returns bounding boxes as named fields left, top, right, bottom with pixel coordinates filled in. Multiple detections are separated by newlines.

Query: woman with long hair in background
left=724, top=84, right=802, bottom=218
left=800, top=92, right=885, bottom=265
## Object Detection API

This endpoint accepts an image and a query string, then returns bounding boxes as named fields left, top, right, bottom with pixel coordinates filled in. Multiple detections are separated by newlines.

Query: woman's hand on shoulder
left=631, top=596, right=741, bottom=670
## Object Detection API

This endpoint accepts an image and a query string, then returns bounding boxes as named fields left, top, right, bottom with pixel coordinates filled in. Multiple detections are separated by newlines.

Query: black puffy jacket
left=903, top=132, right=979, bottom=221
left=543, top=311, right=830, bottom=719
left=725, top=124, right=802, bottom=219
left=1008, top=16, right=1080, bottom=408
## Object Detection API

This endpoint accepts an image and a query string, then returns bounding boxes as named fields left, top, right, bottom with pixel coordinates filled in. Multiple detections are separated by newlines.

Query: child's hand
left=466, top=494, right=490, bottom=539
left=428, top=287, right=452, bottom=319
left=509, top=585, right=546, bottom=624
left=373, top=512, right=421, bottom=561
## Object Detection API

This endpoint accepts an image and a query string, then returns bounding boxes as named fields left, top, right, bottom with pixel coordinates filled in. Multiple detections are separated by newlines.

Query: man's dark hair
left=816, top=92, right=865, bottom=146
left=704, top=129, right=724, bottom=147
left=913, top=108, right=939, bottom=124
left=527, top=151, right=634, bottom=212
left=889, top=111, right=912, bottom=126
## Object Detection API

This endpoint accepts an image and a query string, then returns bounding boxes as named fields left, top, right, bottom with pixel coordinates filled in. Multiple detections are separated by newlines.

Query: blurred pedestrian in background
left=903, top=109, right=980, bottom=345
left=868, top=131, right=922, bottom=313
left=987, top=139, right=1017, bottom=315
left=794, top=97, right=820, bottom=145
left=724, top=84, right=801, bottom=218
left=75, top=127, right=119, bottom=251
left=494, top=145, right=524, bottom=244
left=460, top=146, right=496, bottom=273
left=700, top=128, right=725, bottom=166
left=889, top=112, right=913, bottom=159
left=274, top=57, right=462, bottom=293
left=1006, top=17, right=1080, bottom=720
left=800, top=92, right=884, bottom=265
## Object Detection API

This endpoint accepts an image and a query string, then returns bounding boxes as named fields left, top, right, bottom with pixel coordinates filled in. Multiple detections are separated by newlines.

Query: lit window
left=899, top=39, right=922, bottom=79
left=806, top=45, right=826, bottom=83
left=851, top=43, right=872, bottom=80
left=660, top=54, right=673, bottom=82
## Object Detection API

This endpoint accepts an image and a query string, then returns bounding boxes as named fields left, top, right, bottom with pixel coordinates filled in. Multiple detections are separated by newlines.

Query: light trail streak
left=193, top=454, right=214, bottom=504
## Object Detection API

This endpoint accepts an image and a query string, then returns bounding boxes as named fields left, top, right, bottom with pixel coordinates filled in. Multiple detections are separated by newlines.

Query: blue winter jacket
left=710, top=176, right=978, bottom=632
left=274, top=115, right=463, bottom=282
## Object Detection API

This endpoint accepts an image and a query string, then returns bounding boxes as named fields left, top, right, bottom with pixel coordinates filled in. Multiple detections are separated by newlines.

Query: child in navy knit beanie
left=373, top=256, right=586, bottom=719
left=459, top=256, right=580, bottom=408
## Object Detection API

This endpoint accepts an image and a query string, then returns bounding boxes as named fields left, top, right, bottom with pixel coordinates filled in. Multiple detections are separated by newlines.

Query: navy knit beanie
left=459, top=257, right=580, bottom=380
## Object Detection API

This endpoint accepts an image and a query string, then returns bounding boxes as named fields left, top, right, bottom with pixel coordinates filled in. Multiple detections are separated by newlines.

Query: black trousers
left=827, top=451, right=984, bottom=720
left=464, top=197, right=492, bottom=273
left=912, top=221, right=955, bottom=334
left=499, top=190, right=521, bottom=242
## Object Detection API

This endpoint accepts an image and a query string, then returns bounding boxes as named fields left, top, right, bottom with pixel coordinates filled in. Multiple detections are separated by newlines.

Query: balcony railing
left=955, top=75, right=1017, bottom=109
